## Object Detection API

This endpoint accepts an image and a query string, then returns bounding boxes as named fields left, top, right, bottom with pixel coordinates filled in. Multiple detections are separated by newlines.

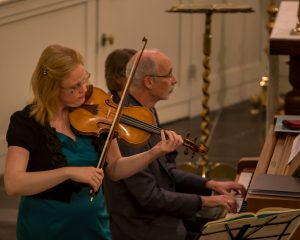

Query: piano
left=235, top=120, right=300, bottom=239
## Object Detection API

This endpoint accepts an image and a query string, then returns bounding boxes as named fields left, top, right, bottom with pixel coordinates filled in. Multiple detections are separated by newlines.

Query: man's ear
left=144, top=76, right=154, bottom=89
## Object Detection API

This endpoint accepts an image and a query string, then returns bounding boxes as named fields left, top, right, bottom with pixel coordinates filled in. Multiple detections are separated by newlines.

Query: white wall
left=0, top=0, right=280, bottom=174
left=0, top=0, right=98, bottom=174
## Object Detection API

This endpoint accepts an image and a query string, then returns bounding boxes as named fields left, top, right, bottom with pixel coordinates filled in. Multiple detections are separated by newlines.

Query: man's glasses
left=146, top=69, right=173, bottom=79
left=61, top=71, right=91, bottom=94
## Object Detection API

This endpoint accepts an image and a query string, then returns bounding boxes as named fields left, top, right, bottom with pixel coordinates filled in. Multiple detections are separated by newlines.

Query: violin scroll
left=183, top=136, right=208, bottom=155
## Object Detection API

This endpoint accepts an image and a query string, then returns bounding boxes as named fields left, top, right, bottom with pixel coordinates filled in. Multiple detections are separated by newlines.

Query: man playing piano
left=104, top=49, right=246, bottom=240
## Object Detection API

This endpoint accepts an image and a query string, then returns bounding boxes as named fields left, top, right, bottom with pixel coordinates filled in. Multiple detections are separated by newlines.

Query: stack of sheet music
left=248, top=174, right=300, bottom=198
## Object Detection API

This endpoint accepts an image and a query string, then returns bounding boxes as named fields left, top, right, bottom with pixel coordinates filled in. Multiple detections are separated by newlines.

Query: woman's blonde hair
left=30, top=44, right=84, bottom=125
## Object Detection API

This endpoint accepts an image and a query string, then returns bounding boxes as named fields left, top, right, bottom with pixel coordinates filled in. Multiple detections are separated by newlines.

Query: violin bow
left=90, top=37, right=148, bottom=201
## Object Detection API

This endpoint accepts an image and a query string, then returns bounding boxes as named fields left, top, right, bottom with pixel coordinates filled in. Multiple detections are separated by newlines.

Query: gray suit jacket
left=104, top=94, right=210, bottom=240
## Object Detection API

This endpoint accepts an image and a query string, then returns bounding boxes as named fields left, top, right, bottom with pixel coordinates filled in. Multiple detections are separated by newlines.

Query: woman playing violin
left=4, top=44, right=183, bottom=240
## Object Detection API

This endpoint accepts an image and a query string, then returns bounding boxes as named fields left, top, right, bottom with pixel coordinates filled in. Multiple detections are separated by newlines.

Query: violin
left=69, top=85, right=207, bottom=154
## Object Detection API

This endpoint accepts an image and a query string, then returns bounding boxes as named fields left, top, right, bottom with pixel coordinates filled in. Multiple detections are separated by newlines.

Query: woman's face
left=59, top=64, right=89, bottom=108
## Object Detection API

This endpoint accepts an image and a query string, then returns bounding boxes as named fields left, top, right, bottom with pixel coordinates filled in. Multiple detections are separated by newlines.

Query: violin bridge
left=106, top=107, right=112, bottom=119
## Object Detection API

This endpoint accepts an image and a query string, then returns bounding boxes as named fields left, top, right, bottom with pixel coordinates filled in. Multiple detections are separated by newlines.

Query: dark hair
left=105, top=48, right=137, bottom=92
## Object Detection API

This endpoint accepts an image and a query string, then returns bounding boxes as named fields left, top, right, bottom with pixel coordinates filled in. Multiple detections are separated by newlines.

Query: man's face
left=149, top=56, right=177, bottom=102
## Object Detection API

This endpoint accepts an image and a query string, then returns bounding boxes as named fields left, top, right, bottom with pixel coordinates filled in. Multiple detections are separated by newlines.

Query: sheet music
left=288, top=134, right=300, bottom=164
left=200, top=208, right=300, bottom=240
left=248, top=174, right=300, bottom=198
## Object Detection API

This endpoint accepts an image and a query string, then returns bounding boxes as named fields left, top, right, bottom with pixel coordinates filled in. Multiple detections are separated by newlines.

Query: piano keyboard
left=236, top=171, right=253, bottom=213
left=225, top=171, right=253, bottom=218
left=236, top=195, right=247, bottom=213
left=238, top=171, right=253, bottom=189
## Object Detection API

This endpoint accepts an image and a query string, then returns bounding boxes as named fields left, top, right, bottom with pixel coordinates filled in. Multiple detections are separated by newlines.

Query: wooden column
left=269, top=1, right=300, bottom=125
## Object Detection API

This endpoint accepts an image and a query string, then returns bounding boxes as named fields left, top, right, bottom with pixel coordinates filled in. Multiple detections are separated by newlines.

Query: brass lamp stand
left=167, top=3, right=253, bottom=178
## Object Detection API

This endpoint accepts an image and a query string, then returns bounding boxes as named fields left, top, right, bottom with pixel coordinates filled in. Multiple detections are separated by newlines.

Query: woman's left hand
left=153, top=130, right=183, bottom=156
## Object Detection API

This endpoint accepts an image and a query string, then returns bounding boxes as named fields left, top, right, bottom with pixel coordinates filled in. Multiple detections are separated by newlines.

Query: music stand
left=197, top=208, right=300, bottom=240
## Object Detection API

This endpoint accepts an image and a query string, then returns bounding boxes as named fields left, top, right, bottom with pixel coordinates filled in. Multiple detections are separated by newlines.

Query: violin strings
left=120, top=113, right=200, bottom=153
left=107, top=108, right=154, bottom=131
left=121, top=115, right=160, bottom=133
left=120, top=115, right=161, bottom=134
left=107, top=106, right=160, bottom=134
left=106, top=108, right=157, bottom=132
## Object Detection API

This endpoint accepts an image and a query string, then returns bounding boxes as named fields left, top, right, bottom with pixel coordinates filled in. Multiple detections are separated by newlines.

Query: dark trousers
left=184, top=217, right=212, bottom=240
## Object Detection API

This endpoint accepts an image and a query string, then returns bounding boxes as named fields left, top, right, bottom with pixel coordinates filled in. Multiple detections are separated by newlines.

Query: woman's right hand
left=66, top=167, right=104, bottom=193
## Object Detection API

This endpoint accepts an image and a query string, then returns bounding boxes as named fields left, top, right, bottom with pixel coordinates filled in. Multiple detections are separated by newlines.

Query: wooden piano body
left=237, top=123, right=300, bottom=239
